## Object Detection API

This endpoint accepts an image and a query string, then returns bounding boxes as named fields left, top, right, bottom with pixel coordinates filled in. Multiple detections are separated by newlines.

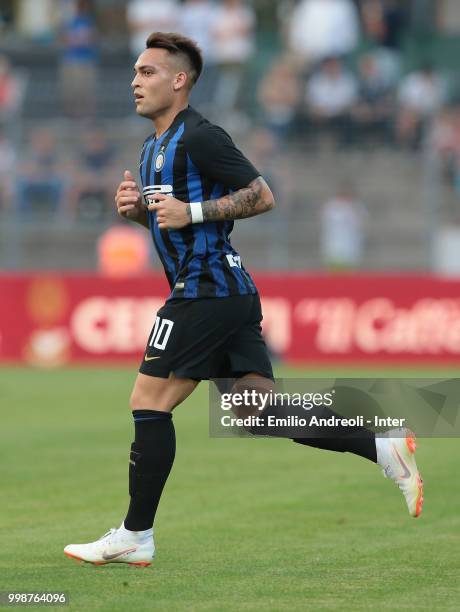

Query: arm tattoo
left=201, top=177, right=274, bottom=222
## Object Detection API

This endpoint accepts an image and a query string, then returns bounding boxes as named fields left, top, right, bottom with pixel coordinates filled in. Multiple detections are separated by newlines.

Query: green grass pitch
left=1, top=366, right=459, bottom=611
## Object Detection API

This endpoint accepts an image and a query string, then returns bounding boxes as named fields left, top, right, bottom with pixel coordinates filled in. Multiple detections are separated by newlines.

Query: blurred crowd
left=0, top=122, right=120, bottom=223
left=259, top=0, right=452, bottom=153
left=1, top=0, right=460, bottom=270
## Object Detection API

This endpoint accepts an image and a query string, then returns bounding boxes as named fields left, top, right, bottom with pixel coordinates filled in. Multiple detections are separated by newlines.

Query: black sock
left=293, top=433, right=377, bottom=463
left=124, top=409, right=176, bottom=531
left=291, top=406, right=377, bottom=463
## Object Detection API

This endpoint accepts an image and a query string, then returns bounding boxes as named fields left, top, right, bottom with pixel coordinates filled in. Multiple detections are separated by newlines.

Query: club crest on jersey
left=155, top=151, right=165, bottom=171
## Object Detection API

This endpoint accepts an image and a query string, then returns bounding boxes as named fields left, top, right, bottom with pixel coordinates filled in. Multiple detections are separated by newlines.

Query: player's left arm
left=198, top=176, right=275, bottom=221
left=148, top=177, right=274, bottom=229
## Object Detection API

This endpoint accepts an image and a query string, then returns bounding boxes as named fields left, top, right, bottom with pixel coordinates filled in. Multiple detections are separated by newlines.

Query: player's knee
left=231, top=375, right=275, bottom=400
left=233, top=374, right=274, bottom=393
left=129, top=388, right=141, bottom=410
left=130, top=372, right=197, bottom=412
left=229, top=375, right=275, bottom=418
left=129, top=383, right=177, bottom=412
left=129, top=387, right=156, bottom=411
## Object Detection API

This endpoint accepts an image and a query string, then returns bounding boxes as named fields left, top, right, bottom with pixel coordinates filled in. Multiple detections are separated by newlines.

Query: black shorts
left=139, top=294, right=273, bottom=382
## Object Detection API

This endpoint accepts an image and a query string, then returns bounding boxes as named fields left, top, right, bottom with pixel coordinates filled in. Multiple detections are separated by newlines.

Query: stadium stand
left=1, top=0, right=460, bottom=273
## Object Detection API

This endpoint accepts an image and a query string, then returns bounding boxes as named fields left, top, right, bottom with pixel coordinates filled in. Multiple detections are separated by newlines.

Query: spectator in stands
left=396, top=63, right=446, bottom=150
left=248, top=128, right=279, bottom=199
left=126, top=0, right=179, bottom=58
left=15, top=129, right=67, bottom=220
left=351, top=52, right=395, bottom=145
left=180, top=0, right=216, bottom=60
left=305, top=57, right=358, bottom=147
left=360, top=0, right=408, bottom=51
left=288, top=0, right=360, bottom=68
left=15, top=0, right=57, bottom=42
left=359, top=0, right=407, bottom=85
left=429, top=106, right=460, bottom=193
left=0, top=132, right=15, bottom=215
left=211, top=0, right=256, bottom=123
left=0, top=55, right=23, bottom=126
left=257, top=57, right=301, bottom=144
left=0, top=7, right=8, bottom=31
left=320, top=181, right=367, bottom=269
left=69, top=127, right=118, bottom=222
left=179, top=0, right=218, bottom=113
left=59, top=0, right=98, bottom=118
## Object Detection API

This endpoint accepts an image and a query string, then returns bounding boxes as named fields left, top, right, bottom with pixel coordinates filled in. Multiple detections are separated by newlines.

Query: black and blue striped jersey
left=139, top=106, right=259, bottom=300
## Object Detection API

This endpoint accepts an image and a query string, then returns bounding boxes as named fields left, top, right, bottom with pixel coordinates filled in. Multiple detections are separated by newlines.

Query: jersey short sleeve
left=184, top=122, right=260, bottom=191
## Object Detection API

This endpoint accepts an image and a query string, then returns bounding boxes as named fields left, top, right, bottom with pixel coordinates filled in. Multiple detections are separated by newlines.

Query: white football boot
left=376, top=428, right=424, bottom=518
left=64, top=523, right=154, bottom=566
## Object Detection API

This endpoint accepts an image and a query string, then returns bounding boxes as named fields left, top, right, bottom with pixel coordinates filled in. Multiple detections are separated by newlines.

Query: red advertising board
left=1, top=272, right=459, bottom=366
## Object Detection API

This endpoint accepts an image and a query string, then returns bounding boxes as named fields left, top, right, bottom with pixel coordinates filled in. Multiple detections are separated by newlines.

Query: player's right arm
left=115, top=170, right=149, bottom=228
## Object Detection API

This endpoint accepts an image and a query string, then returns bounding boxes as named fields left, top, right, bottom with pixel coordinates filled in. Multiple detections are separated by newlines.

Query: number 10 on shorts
left=148, top=317, right=174, bottom=350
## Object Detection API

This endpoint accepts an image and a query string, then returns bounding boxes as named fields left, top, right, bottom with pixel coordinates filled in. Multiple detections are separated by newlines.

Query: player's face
left=131, top=48, right=179, bottom=118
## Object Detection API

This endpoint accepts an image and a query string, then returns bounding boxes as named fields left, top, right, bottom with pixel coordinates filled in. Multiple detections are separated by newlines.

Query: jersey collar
left=153, top=106, right=191, bottom=143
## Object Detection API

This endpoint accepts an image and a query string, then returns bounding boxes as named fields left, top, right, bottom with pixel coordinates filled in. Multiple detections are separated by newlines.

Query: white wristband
left=190, top=201, right=204, bottom=224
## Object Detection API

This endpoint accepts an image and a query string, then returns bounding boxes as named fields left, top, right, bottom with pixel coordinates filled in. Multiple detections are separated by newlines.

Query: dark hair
left=146, top=32, right=203, bottom=87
